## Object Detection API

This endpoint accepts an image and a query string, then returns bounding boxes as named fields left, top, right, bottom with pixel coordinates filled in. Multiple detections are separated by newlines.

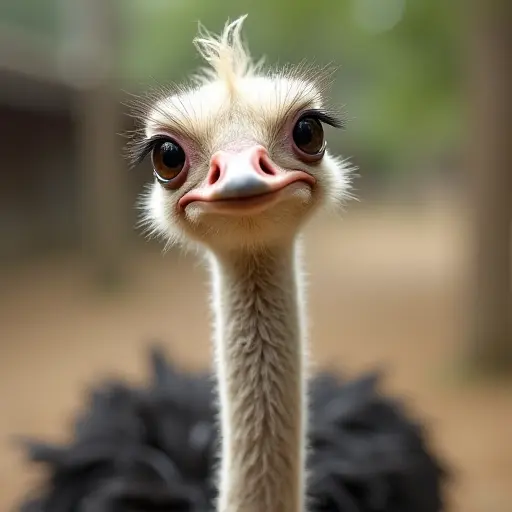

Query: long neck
left=208, top=240, right=307, bottom=512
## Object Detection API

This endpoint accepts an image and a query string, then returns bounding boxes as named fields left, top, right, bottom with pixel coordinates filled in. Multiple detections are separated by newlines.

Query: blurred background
left=0, top=0, right=511, bottom=510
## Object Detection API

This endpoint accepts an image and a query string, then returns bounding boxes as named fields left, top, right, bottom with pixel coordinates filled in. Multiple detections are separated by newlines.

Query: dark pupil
left=160, top=141, right=185, bottom=168
left=293, top=117, right=324, bottom=154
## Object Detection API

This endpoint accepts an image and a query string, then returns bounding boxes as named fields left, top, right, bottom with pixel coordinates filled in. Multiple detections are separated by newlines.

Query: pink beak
left=179, top=146, right=315, bottom=210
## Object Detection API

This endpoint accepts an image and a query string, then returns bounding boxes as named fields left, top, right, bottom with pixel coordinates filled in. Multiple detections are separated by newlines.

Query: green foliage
left=0, top=0, right=60, bottom=40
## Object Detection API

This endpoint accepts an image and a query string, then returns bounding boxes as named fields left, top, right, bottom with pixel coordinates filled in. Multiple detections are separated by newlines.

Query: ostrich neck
left=208, top=240, right=307, bottom=512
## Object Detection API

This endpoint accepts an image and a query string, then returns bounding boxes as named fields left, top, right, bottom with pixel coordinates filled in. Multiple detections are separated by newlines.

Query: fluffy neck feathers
left=208, top=241, right=307, bottom=512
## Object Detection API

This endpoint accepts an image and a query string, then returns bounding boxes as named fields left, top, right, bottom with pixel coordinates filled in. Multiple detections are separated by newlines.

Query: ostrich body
left=20, top=16, right=445, bottom=512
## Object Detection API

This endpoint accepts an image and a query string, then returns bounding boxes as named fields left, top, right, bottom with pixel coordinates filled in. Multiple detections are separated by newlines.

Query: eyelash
left=130, top=135, right=174, bottom=166
left=297, top=109, right=345, bottom=129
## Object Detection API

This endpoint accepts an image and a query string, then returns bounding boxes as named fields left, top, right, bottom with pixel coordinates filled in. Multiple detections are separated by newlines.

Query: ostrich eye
left=292, top=117, right=325, bottom=156
left=151, top=140, right=186, bottom=182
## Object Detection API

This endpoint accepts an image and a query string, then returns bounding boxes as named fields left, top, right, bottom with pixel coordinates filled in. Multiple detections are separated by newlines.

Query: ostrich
left=19, top=16, right=445, bottom=512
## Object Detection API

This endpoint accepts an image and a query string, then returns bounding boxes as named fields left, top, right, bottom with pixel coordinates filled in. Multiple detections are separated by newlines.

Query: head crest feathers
left=192, top=15, right=263, bottom=94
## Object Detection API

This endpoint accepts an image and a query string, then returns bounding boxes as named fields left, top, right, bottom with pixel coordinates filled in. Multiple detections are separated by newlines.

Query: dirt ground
left=1, top=203, right=511, bottom=511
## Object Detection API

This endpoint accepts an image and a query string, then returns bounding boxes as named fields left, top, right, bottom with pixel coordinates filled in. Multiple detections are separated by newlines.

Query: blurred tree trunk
left=79, top=84, right=126, bottom=286
left=61, top=0, right=127, bottom=287
left=466, top=0, right=512, bottom=374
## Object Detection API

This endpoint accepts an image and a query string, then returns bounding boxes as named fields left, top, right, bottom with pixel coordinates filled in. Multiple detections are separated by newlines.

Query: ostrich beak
left=178, top=145, right=315, bottom=212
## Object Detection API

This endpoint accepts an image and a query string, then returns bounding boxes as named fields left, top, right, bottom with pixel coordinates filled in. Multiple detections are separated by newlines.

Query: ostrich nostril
left=258, top=156, right=276, bottom=176
left=209, top=165, right=221, bottom=185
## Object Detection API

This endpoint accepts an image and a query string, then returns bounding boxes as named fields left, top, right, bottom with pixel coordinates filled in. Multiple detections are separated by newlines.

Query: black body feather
left=19, top=347, right=445, bottom=511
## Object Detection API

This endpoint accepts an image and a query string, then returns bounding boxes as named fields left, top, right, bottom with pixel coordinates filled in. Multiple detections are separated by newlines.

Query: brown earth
left=1, top=203, right=510, bottom=511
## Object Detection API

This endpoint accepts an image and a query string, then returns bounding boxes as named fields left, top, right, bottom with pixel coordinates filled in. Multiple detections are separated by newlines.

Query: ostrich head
left=129, top=16, right=352, bottom=251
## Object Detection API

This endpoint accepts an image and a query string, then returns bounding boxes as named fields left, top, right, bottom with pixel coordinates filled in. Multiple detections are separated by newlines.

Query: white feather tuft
left=193, top=15, right=264, bottom=94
